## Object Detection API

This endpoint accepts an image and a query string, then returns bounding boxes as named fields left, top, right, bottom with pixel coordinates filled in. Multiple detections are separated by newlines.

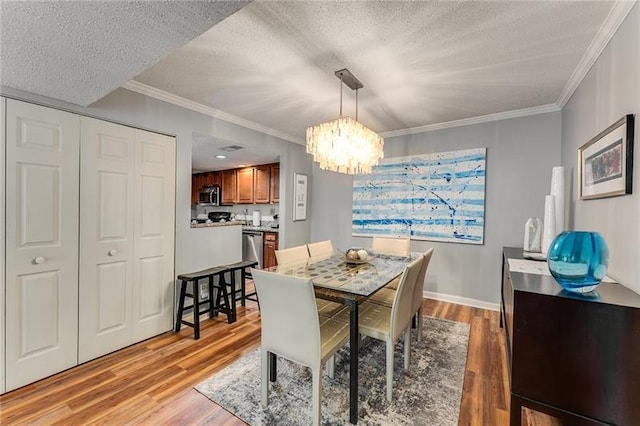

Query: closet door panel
left=133, top=131, right=175, bottom=340
left=79, top=117, right=135, bottom=363
left=5, top=99, right=79, bottom=391
left=0, top=98, right=4, bottom=394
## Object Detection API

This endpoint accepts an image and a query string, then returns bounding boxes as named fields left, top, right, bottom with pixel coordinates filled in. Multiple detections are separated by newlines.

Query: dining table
left=268, top=251, right=417, bottom=424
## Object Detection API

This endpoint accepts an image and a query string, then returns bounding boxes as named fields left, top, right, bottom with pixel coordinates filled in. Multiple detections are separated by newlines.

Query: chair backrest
left=307, top=240, right=333, bottom=262
left=412, top=248, right=434, bottom=313
left=251, top=269, right=322, bottom=368
left=390, top=255, right=424, bottom=341
left=275, top=245, right=310, bottom=268
left=372, top=236, right=410, bottom=257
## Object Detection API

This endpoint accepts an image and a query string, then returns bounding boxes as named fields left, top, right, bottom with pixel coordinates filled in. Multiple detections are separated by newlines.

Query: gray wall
left=311, top=112, right=562, bottom=305
left=561, top=4, right=640, bottom=294
left=0, top=86, right=312, bottom=275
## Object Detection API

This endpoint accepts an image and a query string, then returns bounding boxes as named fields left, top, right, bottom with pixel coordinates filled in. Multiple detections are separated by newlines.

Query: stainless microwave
left=198, top=186, right=221, bottom=205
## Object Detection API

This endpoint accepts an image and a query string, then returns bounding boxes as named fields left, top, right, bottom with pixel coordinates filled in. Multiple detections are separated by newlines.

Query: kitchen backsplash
left=192, top=203, right=279, bottom=225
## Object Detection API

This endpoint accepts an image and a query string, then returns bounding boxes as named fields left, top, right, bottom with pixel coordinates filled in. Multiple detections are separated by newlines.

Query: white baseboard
left=424, top=291, right=500, bottom=312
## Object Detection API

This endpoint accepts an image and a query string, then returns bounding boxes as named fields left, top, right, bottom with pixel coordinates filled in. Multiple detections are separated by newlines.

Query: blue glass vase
left=547, top=231, right=609, bottom=293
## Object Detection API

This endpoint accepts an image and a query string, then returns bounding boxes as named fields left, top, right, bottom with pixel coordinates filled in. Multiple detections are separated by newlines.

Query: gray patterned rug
left=195, top=316, right=470, bottom=425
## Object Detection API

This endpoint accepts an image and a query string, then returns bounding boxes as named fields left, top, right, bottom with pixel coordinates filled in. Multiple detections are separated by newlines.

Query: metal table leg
left=348, top=299, right=359, bottom=424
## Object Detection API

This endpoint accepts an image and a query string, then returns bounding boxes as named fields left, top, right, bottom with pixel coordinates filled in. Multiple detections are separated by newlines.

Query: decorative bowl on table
left=341, top=248, right=375, bottom=264
left=547, top=231, right=609, bottom=293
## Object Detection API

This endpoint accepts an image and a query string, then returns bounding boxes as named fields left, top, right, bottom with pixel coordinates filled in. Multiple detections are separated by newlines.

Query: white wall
left=311, top=112, right=562, bottom=305
left=0, top=86, right=312, bottom=275
left=561, top=4, right=640, bottom=294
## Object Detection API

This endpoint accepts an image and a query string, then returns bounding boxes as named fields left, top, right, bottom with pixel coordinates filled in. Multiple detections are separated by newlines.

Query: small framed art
left=579, top=114, right=634, bottom=200
left=293, top=173, right=308, bottom=221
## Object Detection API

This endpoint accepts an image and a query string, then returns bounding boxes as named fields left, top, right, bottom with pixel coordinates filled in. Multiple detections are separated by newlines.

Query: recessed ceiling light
left=215, top=155, right=227, bottom=159
left=238, top=164, right=247, bottom=167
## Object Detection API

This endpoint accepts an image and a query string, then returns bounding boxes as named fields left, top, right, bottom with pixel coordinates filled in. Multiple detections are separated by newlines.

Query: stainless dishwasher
left=242, top=230, right=263, bottom=269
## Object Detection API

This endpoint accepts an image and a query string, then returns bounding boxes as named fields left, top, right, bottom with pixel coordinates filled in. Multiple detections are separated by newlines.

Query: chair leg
left=386, top=339, right=394, bottom=402
left=417, top=307, right=423, bottom=342
left=261, top=349, right=269, bottom=407
left=404, top=327, right=411, bottom=369
left=326, top=355, right=335, bottom=379
left=312, top=368, right=322, bottom=426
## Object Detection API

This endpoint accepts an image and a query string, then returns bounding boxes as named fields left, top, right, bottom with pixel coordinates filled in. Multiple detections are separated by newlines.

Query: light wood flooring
left=0, top=296, right=556, bottom=425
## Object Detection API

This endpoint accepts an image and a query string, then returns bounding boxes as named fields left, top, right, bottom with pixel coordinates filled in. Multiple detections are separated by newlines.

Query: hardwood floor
left=0, top=297, right=553, bottom=425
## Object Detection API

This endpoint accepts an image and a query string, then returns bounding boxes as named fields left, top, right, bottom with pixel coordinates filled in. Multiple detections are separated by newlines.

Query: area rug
left=195, top=316, right=470, bottom=425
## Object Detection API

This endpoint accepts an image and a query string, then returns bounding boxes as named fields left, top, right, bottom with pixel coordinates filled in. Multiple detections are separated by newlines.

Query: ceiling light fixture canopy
left=306, top=68, right=384, bottom=175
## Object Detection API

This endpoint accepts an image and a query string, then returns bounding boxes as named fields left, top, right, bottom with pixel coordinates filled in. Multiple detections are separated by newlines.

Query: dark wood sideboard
left=501, top=247, right=640, bottom=426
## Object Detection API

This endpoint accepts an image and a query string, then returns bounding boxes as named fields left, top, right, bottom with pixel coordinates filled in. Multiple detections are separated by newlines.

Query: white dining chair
left=357, top=254, right=424, bottom=401
left=369, top=247, right=434, bottom=310
left=251, top=269, right=349, bottom=426
left=412, top=248, right=434, bottom=342
left=275, top=244, right=310, bottom=268
left=307, top=240, right=334, bottom=262
left=306, top=240, right=345, bottom=320
left=372, top=236, right=411, bottom=257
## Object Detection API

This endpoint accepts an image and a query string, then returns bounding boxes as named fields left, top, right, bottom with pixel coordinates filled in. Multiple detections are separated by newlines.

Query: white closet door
left=0, top=97, right=5, bottom=394
left=5, top=99, right=79, bottom=391
left=132, top=130, right=175, bottom=340
left=79, top=117, right=135, bottom=362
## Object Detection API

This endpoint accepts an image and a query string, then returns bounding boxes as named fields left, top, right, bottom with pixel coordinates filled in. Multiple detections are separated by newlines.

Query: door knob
left=34, top=256, right=46, bottom=264
left=108, top=250, right=117, bottom=256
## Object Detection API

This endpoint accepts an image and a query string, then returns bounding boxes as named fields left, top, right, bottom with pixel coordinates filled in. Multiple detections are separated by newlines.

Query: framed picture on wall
left=293, top=173, right=308, bottom=221
left=579, top=114, right=634, bottom=200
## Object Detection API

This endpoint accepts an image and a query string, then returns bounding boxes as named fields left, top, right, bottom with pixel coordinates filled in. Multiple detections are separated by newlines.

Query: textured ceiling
left=0, top=0, right=248, bottom=106
left=134, top=1, right=618, bottom=142
left=192, top=132, right=279, bottom=173
left=0, top=0, right=627, bottom=149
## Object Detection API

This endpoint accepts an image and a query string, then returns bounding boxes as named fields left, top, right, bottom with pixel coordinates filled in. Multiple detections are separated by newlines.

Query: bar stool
left=222, top=260, right=259, bottom=306
left=174, top=266, right=234, bottom=339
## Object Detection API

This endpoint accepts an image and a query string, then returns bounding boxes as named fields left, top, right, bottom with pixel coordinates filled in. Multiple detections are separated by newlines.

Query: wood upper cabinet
left=204, top=171, right=220, bottom=187
left=236, top=167, right=254, bottom=204
left=270, top=163, right=280, bottom=203
left=263, top=232, right=278, bottom=269
left=221, top=170, right=237, bottom=204
left=191, top=174, right=203, bottom=205
left=202, top=162, right=279, bottom=205
left=191, top=172, right=221, bottom=205
left=254, top=165, right=271, bottom=204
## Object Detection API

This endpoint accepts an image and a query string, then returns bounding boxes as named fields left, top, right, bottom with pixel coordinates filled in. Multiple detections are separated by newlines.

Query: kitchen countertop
left=191, top=221, right=242, bottom=229
left=242, top=225, right=280, bottom=233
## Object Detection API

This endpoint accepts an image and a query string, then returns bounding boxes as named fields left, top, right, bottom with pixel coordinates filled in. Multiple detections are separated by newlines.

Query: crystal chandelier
left=306, top=69, right=384, bottom=174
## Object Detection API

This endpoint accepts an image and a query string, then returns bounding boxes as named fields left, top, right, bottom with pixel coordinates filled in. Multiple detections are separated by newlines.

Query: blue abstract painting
left=352, top=147, right=486, bottom=244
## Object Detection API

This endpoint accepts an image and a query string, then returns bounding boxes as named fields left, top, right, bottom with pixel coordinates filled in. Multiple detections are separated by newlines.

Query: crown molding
left=556, top=0, right=637, bottom=108
left=380, top=104, right=560, bottom=138
left=121, top=80, right=304, bottom=145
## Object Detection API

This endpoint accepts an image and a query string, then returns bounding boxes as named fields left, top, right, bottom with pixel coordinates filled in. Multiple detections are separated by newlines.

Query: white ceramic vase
left=523, top=217, right=543, bottom=253
left=542, top=195, right=556, bottom=256
left=550, top=166, right=565, bottom=234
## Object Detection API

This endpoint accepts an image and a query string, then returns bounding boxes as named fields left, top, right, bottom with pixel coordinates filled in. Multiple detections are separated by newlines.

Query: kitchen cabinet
left=270, top=163, right=280, bottom=203
left=237, top=167, right=254, bottom=204
left=263, top=232, right=279, bottom=269
left=203, top=163, right=279, bottom=205
left=254, top=164, right=271, bottom=204
left=221, top=169, right=237, bottom=204
left=205, top=171, right=220, bottom=187
left=191, top=171, right=220, bottom=205
left=2, top=98, right=176, bottom=392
